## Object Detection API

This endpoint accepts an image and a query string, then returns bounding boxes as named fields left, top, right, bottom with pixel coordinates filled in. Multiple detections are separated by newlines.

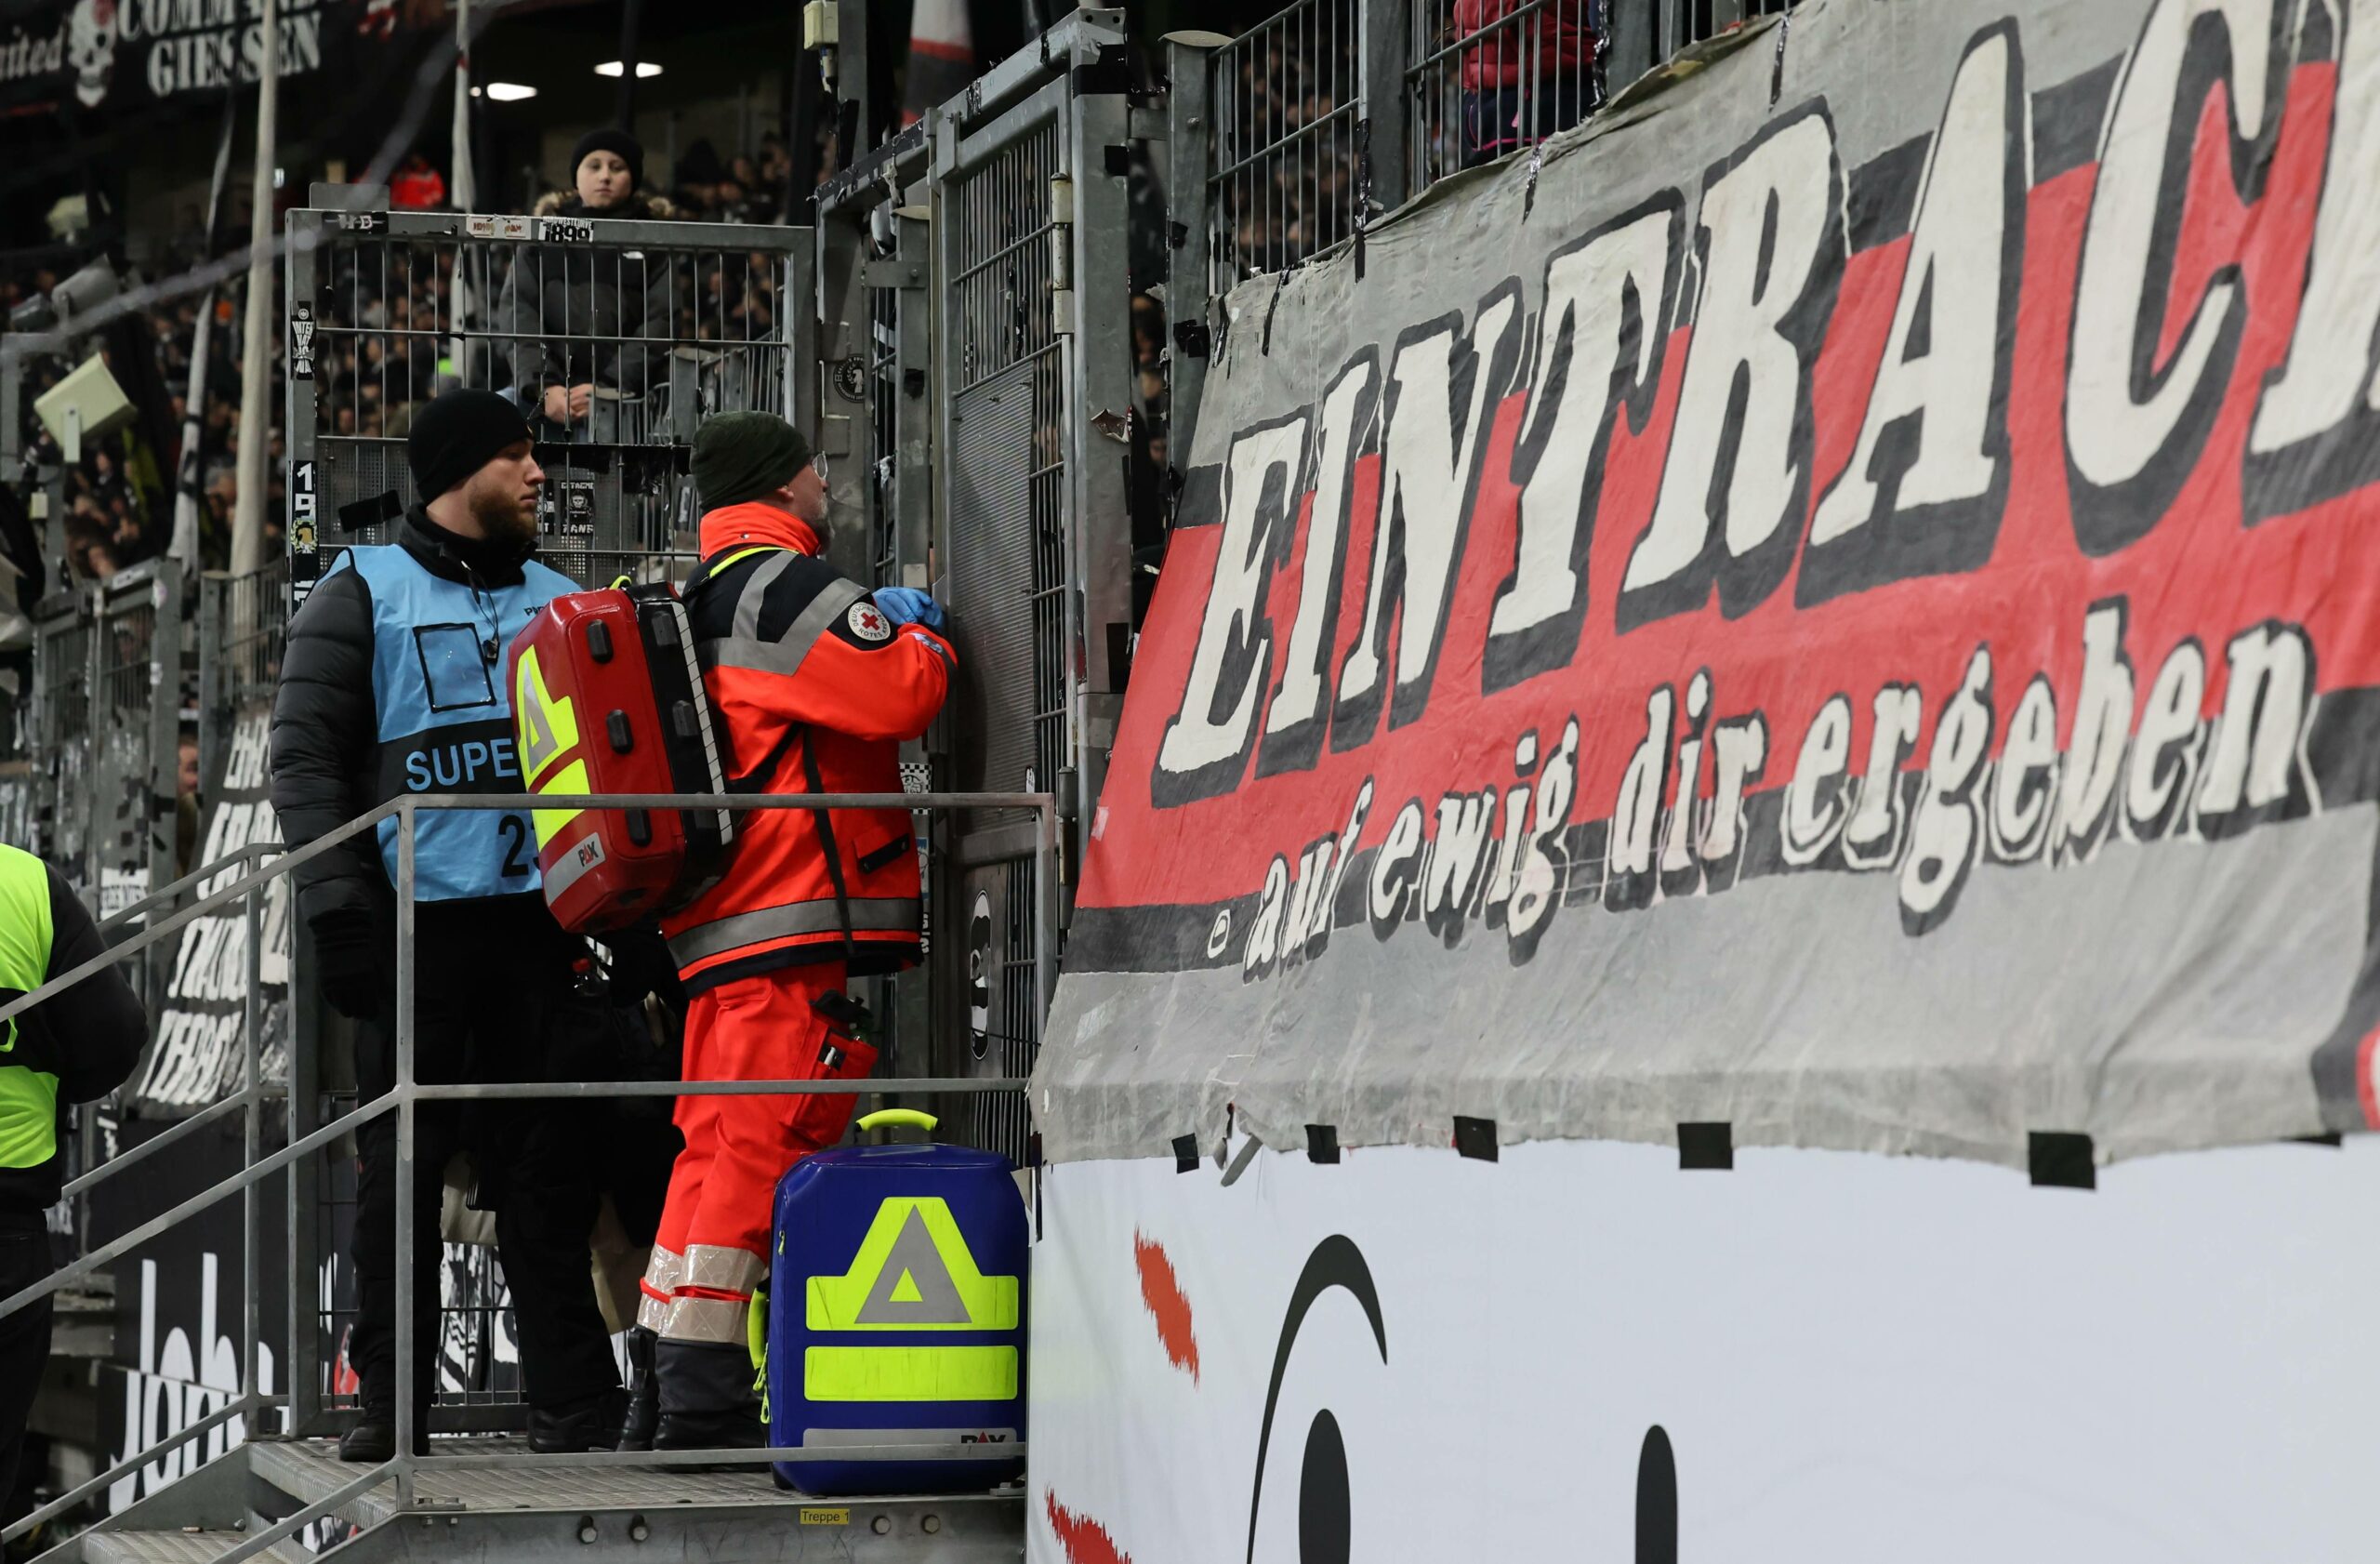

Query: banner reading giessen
left=1040, top=0, right=2380, bottom=1170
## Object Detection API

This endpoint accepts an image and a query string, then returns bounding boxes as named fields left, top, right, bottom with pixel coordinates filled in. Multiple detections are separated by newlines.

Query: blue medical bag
left=765, top=1109, right=1028, bottom=1495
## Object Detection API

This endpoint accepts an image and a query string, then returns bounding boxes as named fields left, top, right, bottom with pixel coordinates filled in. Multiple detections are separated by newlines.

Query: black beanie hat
left=571, top=127, right=644, bottom=191
left=693, top=412, right=812, bottom=510
left=408, top=389, right=532, bottom=500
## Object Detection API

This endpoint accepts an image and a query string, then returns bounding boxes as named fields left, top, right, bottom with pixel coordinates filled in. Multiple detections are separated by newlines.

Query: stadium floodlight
left=484, top=82, right=538, bottom=100
left=7, top=260, right=120, bottom=338
left=33, top=352, right=135, bottom=463
left=593, top=60, right=664, bottom=77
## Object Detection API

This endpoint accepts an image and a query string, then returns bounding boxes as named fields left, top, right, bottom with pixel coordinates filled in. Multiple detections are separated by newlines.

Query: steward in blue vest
left=269, top=390, right=624, bottom=1462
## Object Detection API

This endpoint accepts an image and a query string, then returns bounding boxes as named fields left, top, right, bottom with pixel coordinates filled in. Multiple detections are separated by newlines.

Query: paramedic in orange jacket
left=628, top=411, right=954, bottom=1451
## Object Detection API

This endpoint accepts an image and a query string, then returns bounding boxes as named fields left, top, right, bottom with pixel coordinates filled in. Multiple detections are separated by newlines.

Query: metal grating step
left=250, top=1436, right=792, bottom=1527
left=81, top=1529, right=309, bottom=1564
left=242, top=1437, right=1025, bottom=1559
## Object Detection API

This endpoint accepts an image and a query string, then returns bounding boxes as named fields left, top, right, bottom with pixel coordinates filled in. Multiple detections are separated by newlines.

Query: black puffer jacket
left=496, top=191, right=681, bottom=410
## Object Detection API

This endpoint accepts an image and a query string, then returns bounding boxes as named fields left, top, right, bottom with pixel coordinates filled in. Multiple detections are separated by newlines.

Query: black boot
left=615, top=1327, right=661, bottom=1451
left=652, top=1340, right=765, bottom=1451
left=337, top=1406, right=394, bottom=1464
left=337, top=1401, right=428, bottom=1462
left=528, top=1386, right=630, bottom=1454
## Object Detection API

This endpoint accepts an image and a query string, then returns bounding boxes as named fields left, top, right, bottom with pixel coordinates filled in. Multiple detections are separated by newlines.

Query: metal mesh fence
left=1209, top=0, right=1363, bottom=286
left=91, top=581, right=160, bottom=916
left=289, top=213, right=804, bottom=594
left=33, top=603, right=91, bottom=873
left=944, top=119, right=1066, bottom=835
left=1408, top=0, right=1604, bottom=190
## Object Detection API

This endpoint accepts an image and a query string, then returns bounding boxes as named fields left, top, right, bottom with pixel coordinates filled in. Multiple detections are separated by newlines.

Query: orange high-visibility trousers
left=637, top=963, right=876, bottom=1345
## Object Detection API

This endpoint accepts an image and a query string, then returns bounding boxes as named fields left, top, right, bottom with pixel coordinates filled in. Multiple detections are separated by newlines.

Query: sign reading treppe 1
left=1038, top=0, right=2380, bottom=1172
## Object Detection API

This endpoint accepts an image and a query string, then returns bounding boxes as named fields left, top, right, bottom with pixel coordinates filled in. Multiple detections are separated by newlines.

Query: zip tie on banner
left=1220, top=1133, right=1263, bottom=1187
left=1770, top=10, right=1792, bottom=110
left=1453, top=1116, right=1499, bottom=1162
left=1522, top=139, right=1547, bottom=221
left=1304, top=1124, right=1340, bottom=1164
left=1260, top=272, right=1289, bottom=356
left=1173, top=1133, right=1199, bottom=1173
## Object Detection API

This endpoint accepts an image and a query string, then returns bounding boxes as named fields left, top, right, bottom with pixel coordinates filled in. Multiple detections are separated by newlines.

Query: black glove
left=309, top=913, right=388, bottom=1021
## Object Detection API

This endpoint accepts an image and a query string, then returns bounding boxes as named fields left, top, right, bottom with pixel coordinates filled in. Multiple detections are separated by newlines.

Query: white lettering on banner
left=1488, top=198, right=1681, bottom=671
left=1805, top=23, right=2023, bottom=603
left=1622, top=107, right=1844, bottom=622
left=2245, top=0, right=2380, bottom=520
left=1226, top=604, right=2315, bottom=982
left=139, top=709, right=291, bottom=1108
left=1156, top=414, right=1310, bottom=791
left=1261, top=357, right=1378, bottom=767
left=109, top=1254, right=274, bottom=1512
left=1332, top=288, right=1523, bottom=738
left=2066, top=0, right=2281, bottom=551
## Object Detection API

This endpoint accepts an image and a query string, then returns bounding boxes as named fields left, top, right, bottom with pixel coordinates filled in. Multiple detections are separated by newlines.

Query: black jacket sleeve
left=9, top=866, right=146, bottom=1102
left=270, top=566, right=383, bottom=931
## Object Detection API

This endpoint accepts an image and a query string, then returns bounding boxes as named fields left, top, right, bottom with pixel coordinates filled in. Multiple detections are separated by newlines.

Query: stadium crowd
left=2, top=129, right=813, bottom=586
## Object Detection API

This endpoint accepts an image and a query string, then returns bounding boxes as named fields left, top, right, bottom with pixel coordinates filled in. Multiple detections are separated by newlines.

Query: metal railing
left=1407, top=0, right=1605, bottom=190
left=1, top=788, right=1054, bottom=1555
left=1210, top=0, right=1364, bottom=286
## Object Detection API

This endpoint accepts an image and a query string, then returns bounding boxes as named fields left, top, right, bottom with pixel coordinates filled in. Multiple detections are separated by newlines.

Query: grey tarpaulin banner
left=136, top=706, right=289, bottom=1110
left=1035, top=0, right=2380, bottom=1170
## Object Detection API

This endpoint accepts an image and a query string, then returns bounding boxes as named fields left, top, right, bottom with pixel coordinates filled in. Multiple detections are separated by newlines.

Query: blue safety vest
left=328, top=545, right=578, bottom=902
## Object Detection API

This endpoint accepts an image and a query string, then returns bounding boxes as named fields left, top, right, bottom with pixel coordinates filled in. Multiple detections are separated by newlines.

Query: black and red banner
left=1038, top=0, right=2380, bottom=1171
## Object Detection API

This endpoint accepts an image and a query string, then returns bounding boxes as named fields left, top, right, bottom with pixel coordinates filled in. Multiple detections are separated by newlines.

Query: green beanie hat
left=692, top=412, right=812, bottom=510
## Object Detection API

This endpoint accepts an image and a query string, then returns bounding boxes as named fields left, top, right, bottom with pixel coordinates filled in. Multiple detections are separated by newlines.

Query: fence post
left=1163, top=33, right=1226, bottom=467
left=196, top=576, right=223, bottom=804
left=1360, top=0, right=1412, bottom=219
left=1065, top=33, right=1136, bottom=882
left=1607, top=0, right=1657, bottom=90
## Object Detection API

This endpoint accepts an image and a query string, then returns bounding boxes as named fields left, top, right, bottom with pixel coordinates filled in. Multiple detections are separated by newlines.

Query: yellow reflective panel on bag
left=805, top=1198, right=1019, bottom=1333
left=512, top=645, right=586, bottom=843
left=802, top=1345, right=1018, bottom=1403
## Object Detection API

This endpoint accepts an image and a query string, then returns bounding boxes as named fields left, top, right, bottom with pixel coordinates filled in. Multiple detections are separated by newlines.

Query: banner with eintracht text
left=1038, top=0, right=2380, bottom=1171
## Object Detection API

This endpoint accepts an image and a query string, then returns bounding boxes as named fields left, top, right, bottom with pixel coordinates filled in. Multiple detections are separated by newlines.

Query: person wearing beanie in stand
left=500, top=127, right=679, bottom=444
left=622, top=412, right=954, bottom=1451
left=269, top=389, right=627, bottom=1462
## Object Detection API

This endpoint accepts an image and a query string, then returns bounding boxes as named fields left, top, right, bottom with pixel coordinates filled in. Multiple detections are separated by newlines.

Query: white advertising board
left=1029, top=1136, right=2380, bottom=1561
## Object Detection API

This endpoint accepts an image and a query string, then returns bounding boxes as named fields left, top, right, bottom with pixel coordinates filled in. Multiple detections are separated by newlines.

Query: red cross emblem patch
left=847, top=602, right=893, bottom=642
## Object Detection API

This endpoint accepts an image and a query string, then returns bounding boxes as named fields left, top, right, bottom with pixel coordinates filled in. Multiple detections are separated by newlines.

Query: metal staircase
left=3, top=788, right=1051, bottom=1564
left=59, top=1437, right=1024, bottom=1563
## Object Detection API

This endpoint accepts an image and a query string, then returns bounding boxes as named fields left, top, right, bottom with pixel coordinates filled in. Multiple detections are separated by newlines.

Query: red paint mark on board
left=1134, top=1230, right=1201, bottom=1384
left=1047, top=1491, right=1131, bottom=1564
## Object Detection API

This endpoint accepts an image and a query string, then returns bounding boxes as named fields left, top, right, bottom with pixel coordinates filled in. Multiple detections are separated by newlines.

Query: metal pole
left=1164, top=34, right=1223, bottom=468
left=392, top=800, right=416, bottom=1496
left=242, top=881, right=261, bottom=1407
left=1360, top=0, right=1411, bottom=218
left=229, top=0, right=280, bottom=577
left=616, top=0, right=645, bottom=129
left=451, top=0, right=476, bottom=214
left=285, top=909, right=322, bottom=1435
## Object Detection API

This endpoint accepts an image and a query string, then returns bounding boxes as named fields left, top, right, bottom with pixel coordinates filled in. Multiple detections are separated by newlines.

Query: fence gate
left=814, top=123, right=941, bottom=1096
left=284, top=208, right=813, bottom=603
left=927, top=7, right=1131, bottom=1162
